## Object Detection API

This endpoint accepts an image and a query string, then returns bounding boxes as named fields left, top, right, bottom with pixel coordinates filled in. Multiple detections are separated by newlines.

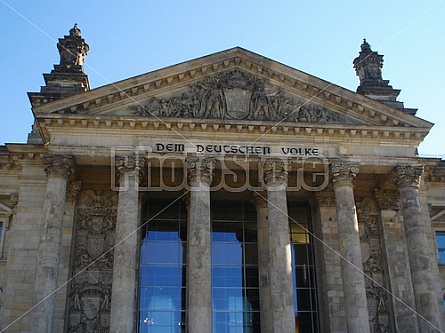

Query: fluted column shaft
left=331, top=163, right=370, bottom=333
left=109, top=156, right=144, bottom=333
left=186, top=157, right=215, bottom=333
left=262, top=159, right=296, bottom=333
left=252, top=191, right=273, bottom=333
left=32, top=154, right=74, bottom=333
left=394, top=164, right=443, bottom=332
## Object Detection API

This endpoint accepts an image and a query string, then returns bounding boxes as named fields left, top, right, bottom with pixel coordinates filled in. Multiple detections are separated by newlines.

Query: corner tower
left=27, top=24, right=90, bottom=143
left=353, top=39, right=416, bottom=115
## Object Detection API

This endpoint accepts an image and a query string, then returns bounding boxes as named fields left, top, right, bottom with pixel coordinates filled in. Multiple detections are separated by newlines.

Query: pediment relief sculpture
left=127, top=69, right=351, bottom=124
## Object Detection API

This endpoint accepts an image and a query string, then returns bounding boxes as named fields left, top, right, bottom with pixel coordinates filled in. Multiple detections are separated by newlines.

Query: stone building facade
left=0, top=26, right=445, bottom=333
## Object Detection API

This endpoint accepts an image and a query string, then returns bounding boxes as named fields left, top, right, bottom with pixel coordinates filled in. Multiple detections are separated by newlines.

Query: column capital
left=262, top=158, right=291, bottom=187
left=393, top=164, right=424, bottom=189
left=42, top=154, right=75, bottom=179
left=251, top=191, right=268, bottom=209
left=314, top=185, right=336, bottom=207
left=186, top=157, right=215, bottom=186
left=115, top=156, right=145, bottom=183
left=374, top=189, right=400, bottom=210
left=330, top=162, right=359, bottom=189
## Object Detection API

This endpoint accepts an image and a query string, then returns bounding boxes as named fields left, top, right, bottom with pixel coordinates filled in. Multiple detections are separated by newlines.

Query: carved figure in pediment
left=146, top=97, right=160, bottom=116
left=203, top=87, right=226, bottom=118
left=127, top=69, right=344, bottom=124
left=251, top=88, right=271, bottom=120
left=160, top=98, right=170, bottom=117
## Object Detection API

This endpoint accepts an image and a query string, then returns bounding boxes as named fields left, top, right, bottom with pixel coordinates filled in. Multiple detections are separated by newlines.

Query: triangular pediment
left=32, top=47, right=432, bottom=136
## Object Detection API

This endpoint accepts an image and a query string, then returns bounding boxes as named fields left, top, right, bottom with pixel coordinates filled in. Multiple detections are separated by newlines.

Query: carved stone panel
left=357, top=198, right=390, bottom=333
left=127, top=69, right=350, bottom=123
left=67, top=190, right=117, bottom=333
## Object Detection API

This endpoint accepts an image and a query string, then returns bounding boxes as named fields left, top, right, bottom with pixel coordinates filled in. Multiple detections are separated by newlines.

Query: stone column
left=330, top=162, right=370, bottom=333
left=186, top=157, right=215, bottom=333
left=32, top=154, right=75, bottom=333
left=109, top=156, right=144, bottom=333
left=252, top=191, right=273, bottom=333
left=313, top=186, right=347, bottom=333
left=375, top=189, right=419, bottom=332
left=394, top=164, right=443, bottom=332
left=262, top=159, right=296, bottom=333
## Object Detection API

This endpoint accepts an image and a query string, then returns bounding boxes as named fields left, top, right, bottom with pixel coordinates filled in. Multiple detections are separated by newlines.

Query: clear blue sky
left=1, top=1, right=444, bottom=156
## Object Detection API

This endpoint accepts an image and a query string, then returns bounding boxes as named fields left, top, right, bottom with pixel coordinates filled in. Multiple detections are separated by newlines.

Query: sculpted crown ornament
left=353, top=39, right=384, bottom=86
left=43, top=154, right=75, bottom=178
left=57, top=23, right=89, bottom=68
left=186, top=157, right=215, bottom=186
left=394, top=164, right=424, bottom=189
left=263, top=159, right=292, bottom=187
left=330, top=163, right=359, bottom=188
left=128, top=69, right=342, bottom=123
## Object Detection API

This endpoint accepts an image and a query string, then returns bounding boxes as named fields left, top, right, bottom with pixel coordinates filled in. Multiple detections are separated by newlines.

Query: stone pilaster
left=313, top=185, right=347, bottom=333
left=394, top=164, right=443, bottom=332
left=109, top=156, right=144, bottom=333
left=54, top=180, right=82, bottom=332
left=186, top=157, right=215, bottom=333
left=331, top=162, right=370, bottom=333
left=262, top=159, right=296, bottom=333
left=375, top=189, right=419, bottom=332
left=32, top=154, right=75, bottom=333
left=252, top=191, right=272, bottom=333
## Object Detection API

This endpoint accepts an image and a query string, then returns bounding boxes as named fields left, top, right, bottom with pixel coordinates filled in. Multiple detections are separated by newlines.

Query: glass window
left=138, top=199, right=186, bottom=333
left=436, top=231, right=445, bottom=265
left=289, top=206, right=320, bottom=333
left=211, top=201, right=260, bottom=333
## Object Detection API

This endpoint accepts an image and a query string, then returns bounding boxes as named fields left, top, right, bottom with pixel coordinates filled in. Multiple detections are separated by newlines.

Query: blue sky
left=1, top=1, right=444, bottom=156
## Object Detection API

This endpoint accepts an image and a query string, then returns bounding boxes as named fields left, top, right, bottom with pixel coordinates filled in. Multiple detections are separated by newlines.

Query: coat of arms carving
left=128, top=69, right=343, bottom=123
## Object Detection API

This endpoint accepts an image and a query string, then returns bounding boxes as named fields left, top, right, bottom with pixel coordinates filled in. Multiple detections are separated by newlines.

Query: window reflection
left=436, top=231, right=445, bottom=265
left=212, top=201, right=260, bottom=333
left=289, top=206, right=320, bottom=333
left=138, top=200, right=186, bottom=333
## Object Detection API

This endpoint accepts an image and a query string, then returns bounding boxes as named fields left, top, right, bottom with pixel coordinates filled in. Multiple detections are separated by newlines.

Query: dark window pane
left=212, top=243, right=242, bottom=265
left=437, top=232, right=445, bottom=265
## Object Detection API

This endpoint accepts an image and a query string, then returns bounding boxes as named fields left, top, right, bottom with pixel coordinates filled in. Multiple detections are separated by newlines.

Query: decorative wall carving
left=127, top=69, right=344, bottom=123
left=357, top=198, right=390, bottom=333
left=374, top=190, right=400, bottom=210
left=314, top=185, right=336, bottom=207
left=68, top=190, right=117, bottom=333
